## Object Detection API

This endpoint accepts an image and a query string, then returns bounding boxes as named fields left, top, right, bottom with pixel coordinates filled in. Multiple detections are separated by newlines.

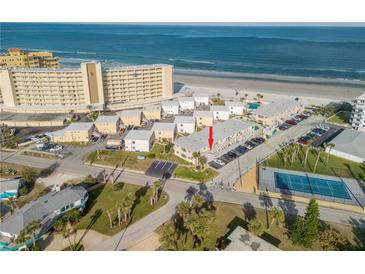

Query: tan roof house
left=142, top=105, right=161, bottom=121
left=94, top=115, right=120, bottom=134
left=47, top=122, right=94, bottom=143
left=151, top=122, right=177, bottom=142
left=118, top=109, right=142, bottom=127
left=193, top=110, right=213, bottom=127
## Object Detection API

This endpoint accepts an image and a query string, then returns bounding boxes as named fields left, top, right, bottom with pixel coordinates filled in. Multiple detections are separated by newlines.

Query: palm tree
left=192, top=152, right=200, bottom=167
left=15, top=219, right=42, bottom=250
left=106, top=209, right=113, bottom=229
left=325, top=143, right=335, bottom=166
left=177, top=201, right=191, bottom=222
left=153, top=181, right=161, bottom=204
left=191, top=194, right=205, bottom=212
left=303, top=143, right=312, bottom=167
left=269, top=207, right=285, bottom=229
left=313, top=147, right=323, bottom=173
left=116, top=203, right=122, bottom=226
left=198, top=155, right=207, bottom=169
left=248, top=219, right=265, bottom=236
left=5, top=197, right=17, bottom=214
left=124, top=192, right=135, bottom=221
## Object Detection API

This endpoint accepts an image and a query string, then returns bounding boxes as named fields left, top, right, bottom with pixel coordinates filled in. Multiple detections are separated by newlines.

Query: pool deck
left=259, top=167, right=365, bottom=207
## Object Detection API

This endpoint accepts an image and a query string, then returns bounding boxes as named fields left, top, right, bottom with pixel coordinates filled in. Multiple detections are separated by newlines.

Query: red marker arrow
left=208, top=126, right=214, bottom=151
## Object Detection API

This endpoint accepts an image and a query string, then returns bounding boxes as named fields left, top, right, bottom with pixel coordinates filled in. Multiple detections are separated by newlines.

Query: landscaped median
left=172, top=166, right=218, bottom=183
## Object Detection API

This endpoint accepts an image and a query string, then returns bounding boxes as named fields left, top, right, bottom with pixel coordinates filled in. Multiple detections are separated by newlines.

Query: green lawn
left=86, top=150, right=153, bottom=172
left=151, top=143, right=191, bottom=165
left=329, top=111, right=351, bottom=125
left=76, top=183, right=168, bottom=236
left=158, top=202, right=363, bottom=251
left=172, top=166, right=218, bottom=183
left=211, top=98, right=225, bottom=106
left=263, top=145, right=365, bottom=181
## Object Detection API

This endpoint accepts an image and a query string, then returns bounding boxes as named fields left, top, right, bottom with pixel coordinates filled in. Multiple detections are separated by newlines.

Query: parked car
left=286, top=119, right=298, bottom=125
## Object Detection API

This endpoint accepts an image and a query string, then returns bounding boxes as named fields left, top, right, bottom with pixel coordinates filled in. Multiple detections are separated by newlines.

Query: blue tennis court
left=274, top=172, right=351, bottom=200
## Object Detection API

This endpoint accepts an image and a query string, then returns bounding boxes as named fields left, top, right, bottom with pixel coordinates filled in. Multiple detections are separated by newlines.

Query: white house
left=225, top=101, right=244, bottom=115
left=161, top=101, right=179, bottom=115
left=211, top=106, right=230, bottom=121
left=174, top=116, right=196, bottom=134
left=326, top=129, right=365, bottom=163
left=0, top=178, right=23, bottom=201
left=193, top=93, right=209, bottom=106
left=178, top=97, right=195, bottom=111
left=124, top=130, right=154, bottom=152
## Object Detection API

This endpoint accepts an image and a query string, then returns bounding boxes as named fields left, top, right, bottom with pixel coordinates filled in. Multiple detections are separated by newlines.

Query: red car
left=286, top=119, right=298, bottom=125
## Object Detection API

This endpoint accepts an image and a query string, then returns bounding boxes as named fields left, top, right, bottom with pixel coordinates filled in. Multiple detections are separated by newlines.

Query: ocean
left=1, top=23, right=365, bottom=81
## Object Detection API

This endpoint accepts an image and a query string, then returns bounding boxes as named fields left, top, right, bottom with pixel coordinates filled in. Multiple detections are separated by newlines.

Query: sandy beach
left=174, top=73, right=365, bottom=103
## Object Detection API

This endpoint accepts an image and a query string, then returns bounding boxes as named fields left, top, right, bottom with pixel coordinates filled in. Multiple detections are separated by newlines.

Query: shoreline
left=174, top=73, right=364, bottom=102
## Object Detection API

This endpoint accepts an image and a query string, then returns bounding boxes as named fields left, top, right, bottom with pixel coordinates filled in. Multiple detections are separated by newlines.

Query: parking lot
left=296, top=123, right=343, bottom=148
left=208, top=136, right=266, bottom=170
left=145, top=160, right=177, bottom=179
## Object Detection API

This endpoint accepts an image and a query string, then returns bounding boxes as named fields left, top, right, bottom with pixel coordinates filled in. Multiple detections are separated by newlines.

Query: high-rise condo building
left=0, top=62, right=174, bottom=113
left=350, top=93, right=365, bottom=132
left=0, top=48, right=60, bottom=69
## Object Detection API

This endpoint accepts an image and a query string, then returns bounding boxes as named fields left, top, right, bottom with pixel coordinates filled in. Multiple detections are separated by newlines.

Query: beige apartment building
left=0, top=48, right=59, bottom=69
left=193, top=110, right=213, bottom=127
left=94, top=115, right=120, bottom=134
left=142, top=105, right=161, bottom=120
left=0, top=62, right=173, bottom=113
left=251, top=99, right=304, bottom=127
left=118, top=109, right=142, bottom=127
left=47, top=122, right=94, bottom=143
left=151, top=122, right=176, bottom=142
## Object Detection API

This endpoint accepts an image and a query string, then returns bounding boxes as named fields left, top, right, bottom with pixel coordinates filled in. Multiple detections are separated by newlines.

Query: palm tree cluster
left=279, top=143, right=302, bottom=167
left=160, top=193, right=215, bottom=250
left=150, top=181, right=161, bottom=206
left=15, top=219, right=42, bottom=250
left=192, top=152, right=207, bottom=169
left=247, top=206, right=285, bottom=237
left=107, top=192, right=136, bottom=229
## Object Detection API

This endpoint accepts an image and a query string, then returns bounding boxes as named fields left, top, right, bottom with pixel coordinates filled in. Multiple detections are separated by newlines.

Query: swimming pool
left=248, top=103, right=260, bottom=109
left=0, top=192, right=17, bottom=199
left=274, top=172, right=351, bottom=200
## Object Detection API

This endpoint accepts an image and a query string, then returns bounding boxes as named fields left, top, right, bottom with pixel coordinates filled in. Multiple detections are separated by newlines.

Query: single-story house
left=118, top=109, right=142, bottom=127
left=193, top=93, right=209, bottom=106
left=161, top=101, right=179, bottom=115
left=94, top=115, right=120, bottom=134
left=178, top=97, right=195, bottom=111
left=151, top=122, right=177, bottom=142
left=211, top=106, right=230, bottom=121
left=142, top=105, right=161, bottom=121
left=174, top=116, right=196, bottom=134
left=123, top=130, right=154, bottom=152
left=194, top=110, right=214, bottom=127
left=0, top=178, right=23, bottom=200
left=326, top=129, right=365, bottom=163
left=0, top=186, right=88, bottom=244
left=225, top=101, right=244, bottom=115
left=47, top=122, right=94, bottom=143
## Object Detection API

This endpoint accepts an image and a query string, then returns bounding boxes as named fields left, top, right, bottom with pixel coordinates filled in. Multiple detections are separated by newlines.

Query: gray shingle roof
left=0, top=178, right=23, bottom=193
left=66, top=122, right=94, bottom=131
left=174, top=116, right=195, bottom=124
left=211, top=106, right=230, bottom=112
left=225, top=101, right=244, bottom=107
left=194, top=110, right=213, bottom=118
left=161, top=101, right=179, bottom=107
left=143, top=105, right=161, bottom=112
left=0, top=186, right=87, bottom=236
left=124, top=130, right=153, bottom=141
left=329, top=129, right=365, bottom=160
left=152, top=122, right=176, bottom=132
left=251, top=99, right=302, bottom=118
left=174, top=119, right=254, bottom=152
left=178, top=97, right=195, bottom=102
left=95, top=115, right=119, bottom=124
left=118, top=109, right=142, bottom=117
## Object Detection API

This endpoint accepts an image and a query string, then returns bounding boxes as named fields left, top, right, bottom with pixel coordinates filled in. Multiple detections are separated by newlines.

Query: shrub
left=147, top=153, right=156, bottom=159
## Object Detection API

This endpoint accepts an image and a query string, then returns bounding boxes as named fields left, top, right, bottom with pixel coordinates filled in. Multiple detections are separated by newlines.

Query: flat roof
left=0, top=112, right=69, bottom=122
left=143, top=105, right=161, bottom=112
left=329, top=129, right=365, bottom=160
left=174, top=119, right=255, bottom=152
left=211, top=106, right=230, bottom=112
left=225, top=101, right=244, bottom=107
left=174, top=116, right=195, bottom=124
left=225, top=226, right=280, bottom=251
left=251, top=99, right=302, bottom=118
left=118, top=109, right=142, bottom=117
left=0, top=178, right=22, bottom=193
left=94, top=115, right=119, bottom=124
left=152, top=122, right=176, bottom=132
left=124, top=129, right=153, bottom=141
left=193, top=110, right=213, bottom=118
left=161, top=101, right=179, bottom=107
